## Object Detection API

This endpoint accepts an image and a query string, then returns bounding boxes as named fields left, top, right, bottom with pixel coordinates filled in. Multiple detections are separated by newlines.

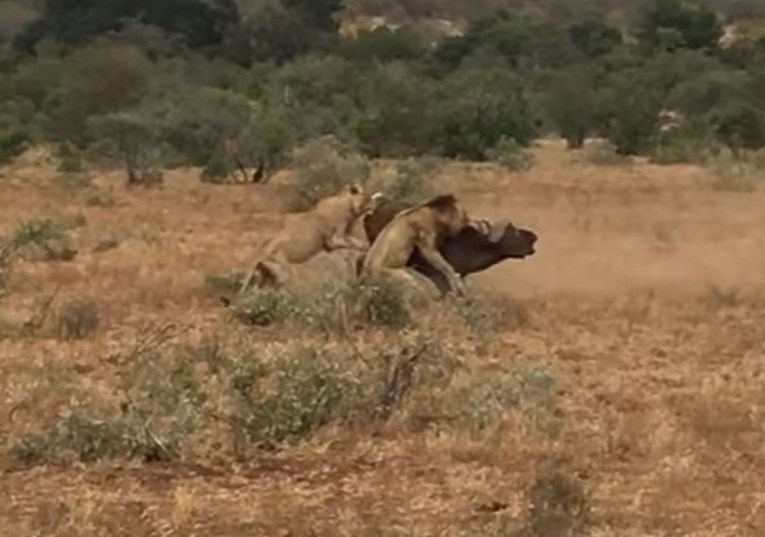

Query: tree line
left=1, top=0, right=765, bottom=179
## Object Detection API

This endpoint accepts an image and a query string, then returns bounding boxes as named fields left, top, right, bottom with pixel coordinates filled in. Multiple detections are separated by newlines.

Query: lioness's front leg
left=416, top=236, right=465, bottom=296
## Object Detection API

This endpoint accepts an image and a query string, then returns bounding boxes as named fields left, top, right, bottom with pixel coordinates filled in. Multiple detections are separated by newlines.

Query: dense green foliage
left=2, top=0, right=765, bottom=176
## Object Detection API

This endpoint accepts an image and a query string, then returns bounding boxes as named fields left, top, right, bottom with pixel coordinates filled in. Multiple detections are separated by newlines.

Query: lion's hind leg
left=376, top=267, right=441, bottom=303
left=239, top=260, right=289, bottom=293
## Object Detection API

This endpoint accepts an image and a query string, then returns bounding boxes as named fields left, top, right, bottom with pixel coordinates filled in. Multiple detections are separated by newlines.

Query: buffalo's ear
left=348, top=183, right=362, bottom=195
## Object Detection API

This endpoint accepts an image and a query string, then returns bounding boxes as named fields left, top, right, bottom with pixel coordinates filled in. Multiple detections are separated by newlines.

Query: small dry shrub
left=583, top=140, right=628, bottom=166
left=55, top=299, right=100, bottom=340
left=203, top=271, right=247, bottom=297
left=704, top=284, right=743, bottom=309
left=288, top=136, right=371, bottom=211
left=527, top=468, right=590, bottom=537
left=9, top=218, right=77, bottom=262
left=449, top=295, right=499, bottom=338
left=84, top=187, right=116, bottom=207
left=708, top=153, right=762, bottom=192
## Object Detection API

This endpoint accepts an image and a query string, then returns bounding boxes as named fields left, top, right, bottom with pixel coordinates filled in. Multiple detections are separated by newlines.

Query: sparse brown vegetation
left=1, top=141, right=764, bottom=536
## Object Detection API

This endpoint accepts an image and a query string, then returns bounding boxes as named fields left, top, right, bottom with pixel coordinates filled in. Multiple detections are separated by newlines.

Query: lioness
left=240, top=183, right=382, bottom=292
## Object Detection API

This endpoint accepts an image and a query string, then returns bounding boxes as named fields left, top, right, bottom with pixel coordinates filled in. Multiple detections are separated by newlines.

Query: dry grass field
left=1, top=140, right=764, bottom=537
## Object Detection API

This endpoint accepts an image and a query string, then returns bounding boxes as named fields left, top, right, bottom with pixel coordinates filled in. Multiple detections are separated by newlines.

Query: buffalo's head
left=485, top=220, right=537, bottom=258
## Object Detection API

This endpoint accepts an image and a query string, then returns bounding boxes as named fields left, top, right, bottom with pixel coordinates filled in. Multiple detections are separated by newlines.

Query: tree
left=715, top=102, right=765, bottom=157
left=568, top=20, right=622, bottom=59
left=638, top=0, right=723, bottom=52
left=15, top=0, right=240, bottom=53
left=282, top=0, right=343, bottom=33
left=544, top=67, right=599, bottom=148
left=434, top=68, right=537, bottom=160
left=50, top=43, right=155, bottom=144
left=88, top=112, right=162, bottom=185
left=431, top=12, right=578, bottom=72
left=602, top=68, right=664, bottom=155
left=350, top=62, right=435, bottom=157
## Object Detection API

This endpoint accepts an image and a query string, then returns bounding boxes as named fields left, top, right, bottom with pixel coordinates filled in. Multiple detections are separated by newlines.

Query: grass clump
left=228, top=277, right=412, bottom=332
left=527, top=467, right=590, bottom=537
left=228, top=287, right=299, bottom=327
left=460, top=363, right=557, bottom=434
left=9, top=409, right=128, bottom=465
left=55, top=299, right=100, bottom=340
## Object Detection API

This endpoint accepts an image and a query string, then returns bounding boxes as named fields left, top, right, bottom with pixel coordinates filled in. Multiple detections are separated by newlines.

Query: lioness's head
left=424, top=194, right=470, bottom=236
left=487, top=221, right=538, bottom=258
left=345, top=183, right=384, bottom=217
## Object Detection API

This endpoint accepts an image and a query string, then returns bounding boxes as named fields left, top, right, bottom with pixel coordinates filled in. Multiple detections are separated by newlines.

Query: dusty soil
left=1, top=140, right=764, bottom=537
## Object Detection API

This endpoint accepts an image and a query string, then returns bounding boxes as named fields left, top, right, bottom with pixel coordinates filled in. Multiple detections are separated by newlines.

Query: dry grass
left=1, top=139, right=764, bottom=536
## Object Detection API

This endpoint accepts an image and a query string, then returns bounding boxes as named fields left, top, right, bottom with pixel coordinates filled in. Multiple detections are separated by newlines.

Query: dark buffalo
left=357, top=199, right=538, bottom=295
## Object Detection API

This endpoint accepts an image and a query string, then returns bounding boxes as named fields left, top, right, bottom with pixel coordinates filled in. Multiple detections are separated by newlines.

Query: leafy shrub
left=56, top=142, right=85, bottom=173
left=288, top=135, right=371, bottom=211
left=486, top=136, right=535, bottom=172
left=231, top=345, right=359, bottom=444
left=10, top=352, right=207, bottom=466
left=229, top=287, right=298, bottom=327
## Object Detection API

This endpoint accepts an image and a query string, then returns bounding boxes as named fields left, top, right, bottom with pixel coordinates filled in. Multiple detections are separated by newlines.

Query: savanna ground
left=1, top=140, right=764, bottom=536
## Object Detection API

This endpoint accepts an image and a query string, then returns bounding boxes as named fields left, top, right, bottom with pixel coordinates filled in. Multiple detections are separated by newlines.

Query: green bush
left=0, top=128, right=29, bottom=164
left=486, top=136, right=535, bottom=171
left=231, top=346, right=358, bottom=444
left=9, top=352, right=207, bottom=466
left=288, top=135, right=370, bottom=211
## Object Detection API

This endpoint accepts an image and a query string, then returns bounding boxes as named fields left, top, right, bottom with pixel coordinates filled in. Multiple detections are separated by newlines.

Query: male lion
left=360, top=194, right=471, bottom=297
left=360, top=197, right=538, bottom=295
left=240, top=183, right=382, bottom=292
